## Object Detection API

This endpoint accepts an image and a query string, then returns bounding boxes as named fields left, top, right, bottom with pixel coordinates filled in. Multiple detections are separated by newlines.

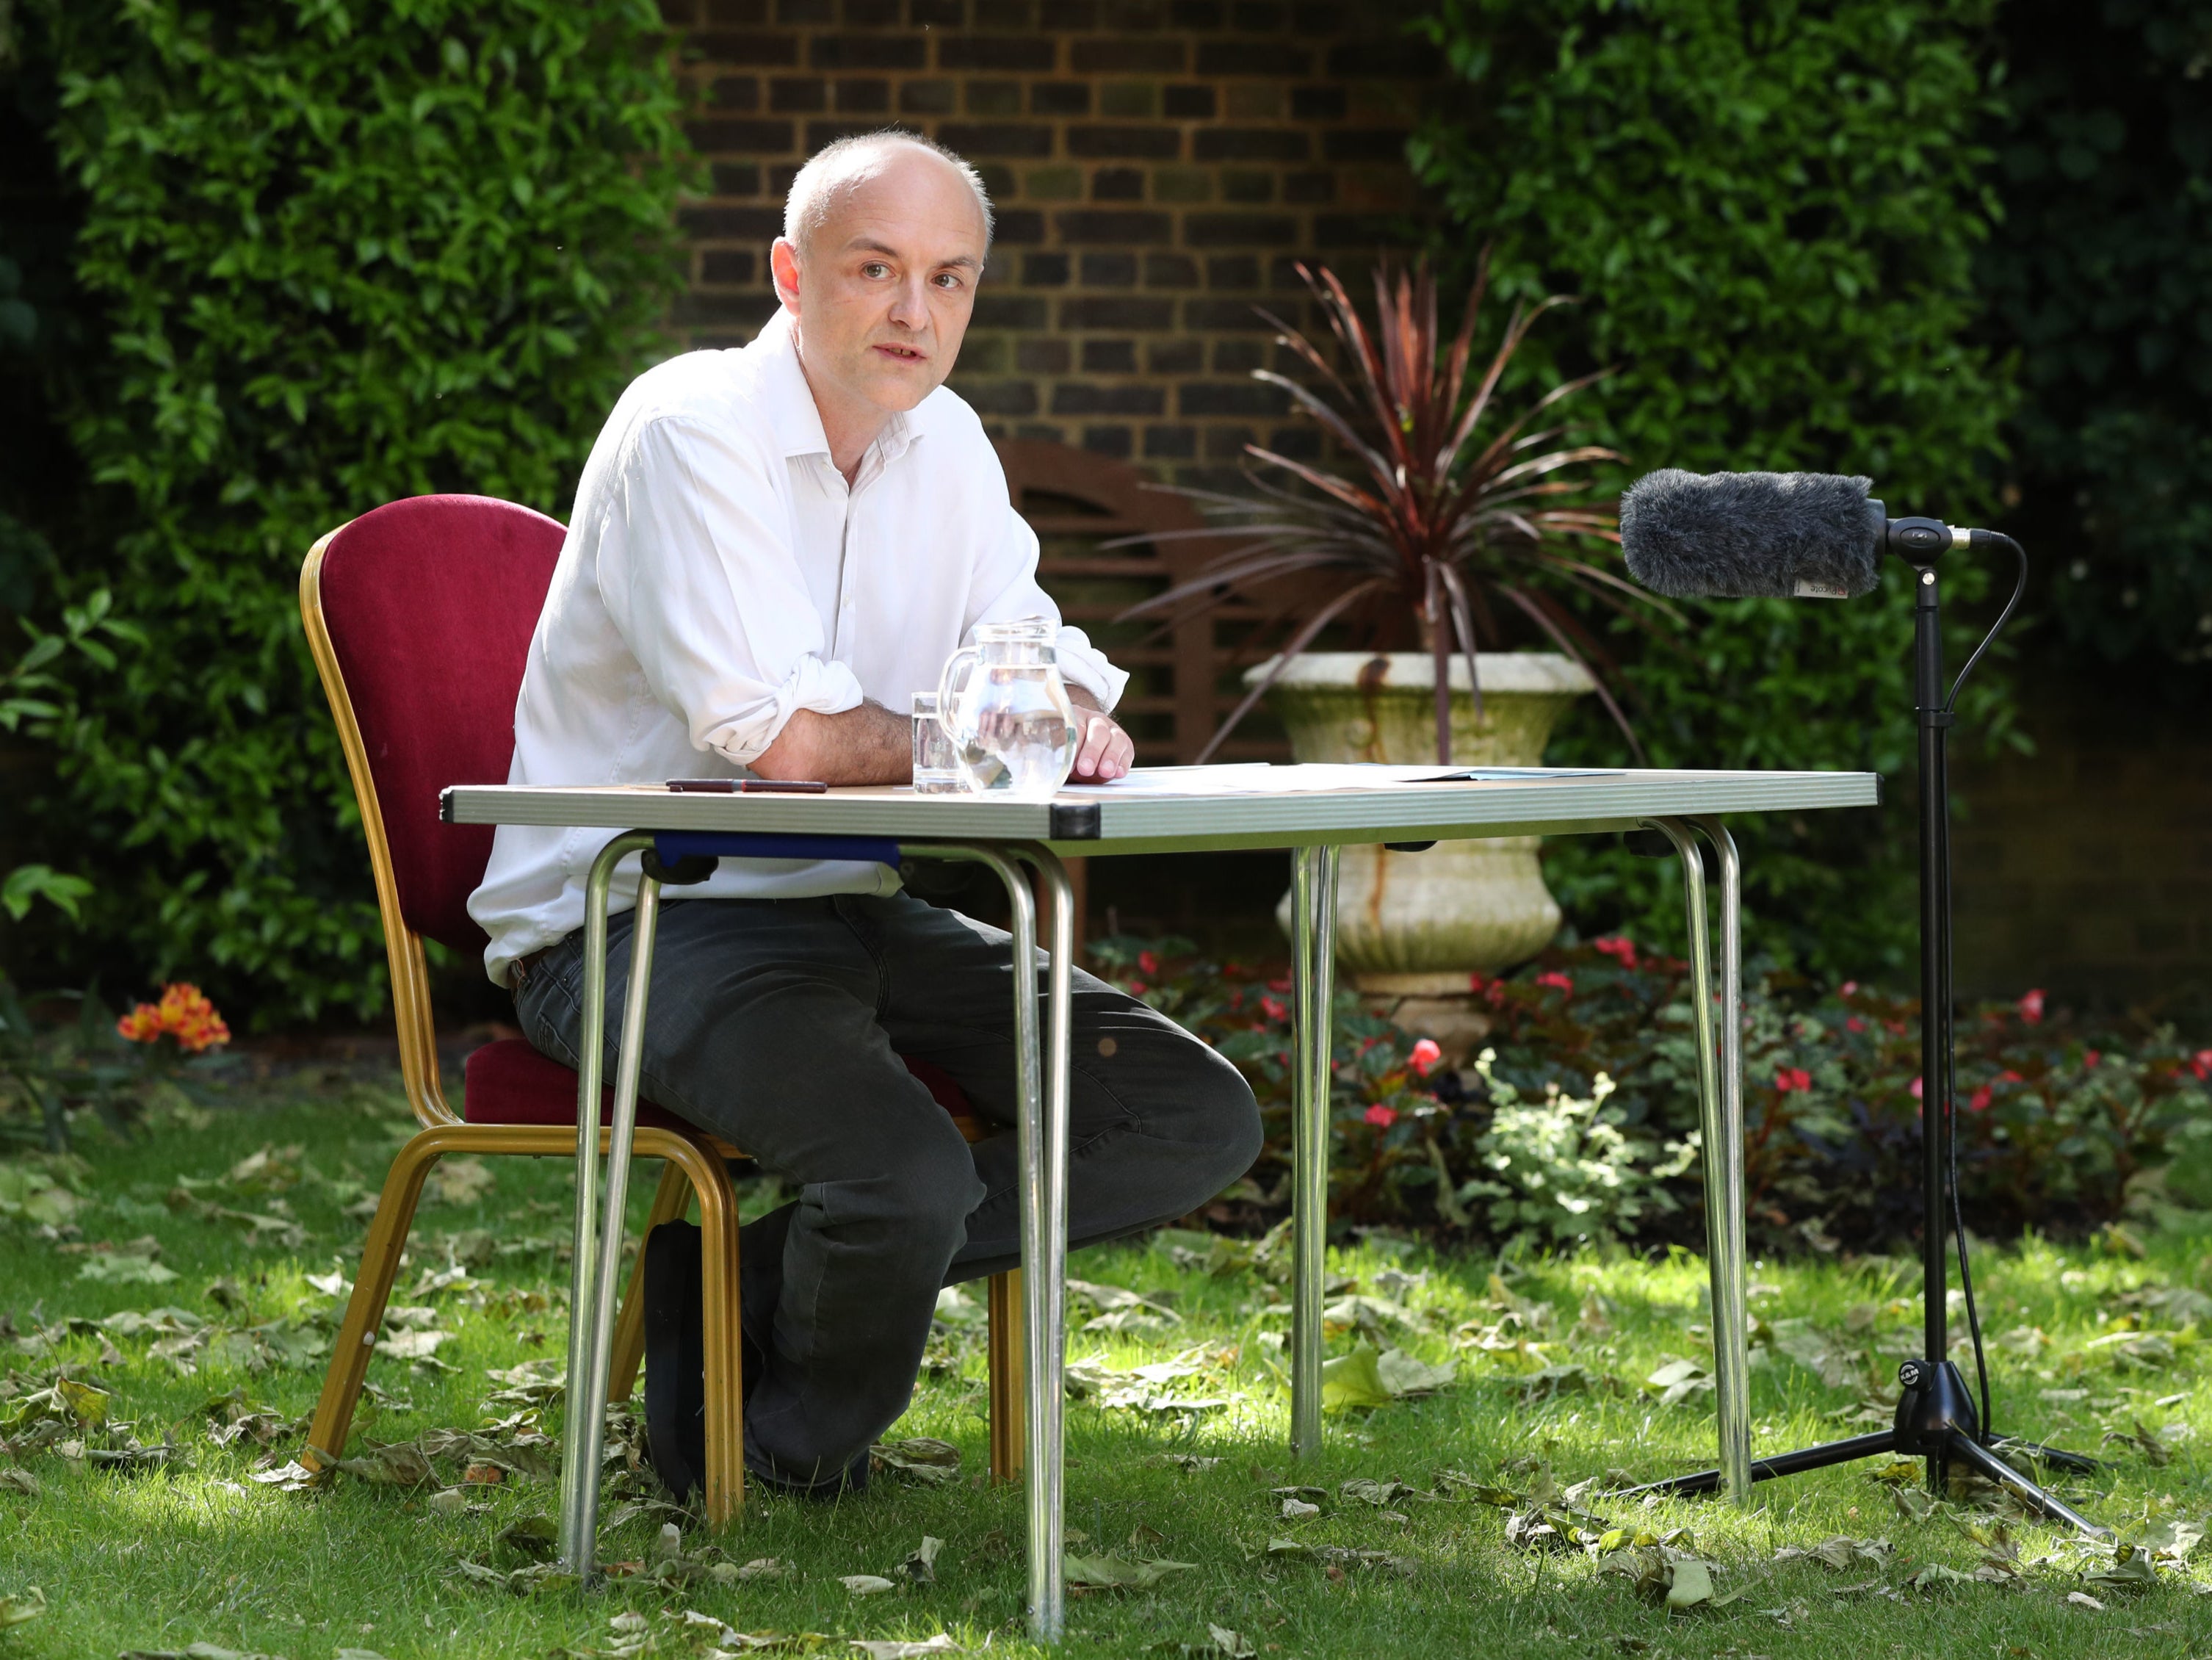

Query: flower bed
left=1089, top=937, right=2212, bottom=1252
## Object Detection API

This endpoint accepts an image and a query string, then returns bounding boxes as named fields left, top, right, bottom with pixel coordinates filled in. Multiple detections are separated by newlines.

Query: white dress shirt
left=467, top=308, right=1127, bottom=986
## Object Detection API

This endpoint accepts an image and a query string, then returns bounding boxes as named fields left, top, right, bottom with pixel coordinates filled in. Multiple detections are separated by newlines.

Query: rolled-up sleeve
left=964, top=493, right=1130, bottom=713
left=601, top=416, right=864, bottom=764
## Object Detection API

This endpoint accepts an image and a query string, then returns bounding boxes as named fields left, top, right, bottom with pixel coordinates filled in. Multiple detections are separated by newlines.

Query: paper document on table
left=1058, top=763, right=1623, bottom=798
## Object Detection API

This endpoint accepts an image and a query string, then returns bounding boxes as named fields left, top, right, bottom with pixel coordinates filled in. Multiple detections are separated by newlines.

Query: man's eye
left=861, top=261, right=890, bottom=279
left=932, top=272, right=964, bottom=290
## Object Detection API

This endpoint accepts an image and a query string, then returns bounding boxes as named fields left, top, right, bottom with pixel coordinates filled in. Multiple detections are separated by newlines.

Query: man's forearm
left=751, top=701, right=912, bottom=784
left=754, top=685, right=1130, bottom=786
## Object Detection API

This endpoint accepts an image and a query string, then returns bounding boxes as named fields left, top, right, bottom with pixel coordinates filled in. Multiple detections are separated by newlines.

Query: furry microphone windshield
left=1619, top=469, right=1885, bottom=600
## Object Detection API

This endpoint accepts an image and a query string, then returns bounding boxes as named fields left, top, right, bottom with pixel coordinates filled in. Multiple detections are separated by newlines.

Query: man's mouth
left=872, top=342, right=927, bottom=363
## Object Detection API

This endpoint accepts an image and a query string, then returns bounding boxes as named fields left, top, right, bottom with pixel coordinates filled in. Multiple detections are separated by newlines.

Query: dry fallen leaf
left=841, top=1575, right=897, bottom=1596
left=900, top=1534, right=944, bottom=1584
left=871, top=1437, right=961, bottom=1486
left=377, top=1328, right=455, bottom=1362
left=850, top=1636, right=960, bottom=1659
left=425, top=1158, right=496, bottom=1205
left=248, top=1459, right=328, bottom=1493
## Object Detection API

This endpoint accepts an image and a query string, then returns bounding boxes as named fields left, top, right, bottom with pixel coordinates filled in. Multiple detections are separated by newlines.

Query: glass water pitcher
left=936, top=617, right=1079, bottom=798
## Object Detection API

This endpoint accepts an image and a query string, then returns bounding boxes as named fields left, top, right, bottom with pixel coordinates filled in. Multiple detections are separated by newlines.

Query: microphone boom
left=1619, top=469, right=1885, bottom=601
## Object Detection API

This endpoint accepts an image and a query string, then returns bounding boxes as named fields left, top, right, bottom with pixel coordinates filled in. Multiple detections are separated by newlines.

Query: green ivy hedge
left=1409, top=0, right=2023, bottom=978
left=11, top=0, right=693, bottom=1020
left=1982, top=0, right=2212, bottom=692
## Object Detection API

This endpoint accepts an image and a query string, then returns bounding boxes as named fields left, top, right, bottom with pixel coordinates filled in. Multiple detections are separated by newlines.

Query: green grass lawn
left=1, top=1067, right=2208, bottom=1659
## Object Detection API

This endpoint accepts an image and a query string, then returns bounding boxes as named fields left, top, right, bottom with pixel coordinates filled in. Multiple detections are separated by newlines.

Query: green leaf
left=2, top=865, right=95, bottom=923
left=1664, top=1556, right=1716, bottom=1610
left=1063, top=1554, right=1198, bottom=1591
left=1321, top=1342, right=1394, bottom=1410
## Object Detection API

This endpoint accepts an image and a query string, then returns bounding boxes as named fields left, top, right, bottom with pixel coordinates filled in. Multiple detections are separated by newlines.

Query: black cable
left=1945, top=827, right=1993, bottom=1439
left=1940, top=528, right=2029, bottom=1443
left=1945, top=533, right=2027, bottom=715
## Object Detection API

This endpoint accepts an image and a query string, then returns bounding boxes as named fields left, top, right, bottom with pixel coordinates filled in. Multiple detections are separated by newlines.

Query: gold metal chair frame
left=294, top=525, right=1022, bottom=1526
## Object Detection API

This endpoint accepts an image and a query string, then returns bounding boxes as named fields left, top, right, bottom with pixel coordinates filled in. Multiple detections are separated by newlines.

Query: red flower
left=1909, top=1075, right=1923, bottom=1100
left=1846, top=1016, right=1866, bottom=1033
left=1138, top=950, right=1160, bottom=976
left=1840, top=980, right=1859, bottom=997
left=2018, top=988, right=2045, bottom=1025
left=2083, top=1048, right=2100, bottom=1069
left=1593, top=935, right=1638, bottom=969
left=1967, top=1086, right=1992, bottom=1112
left=1408, top=1038, right=1442, bottom=1077
left=1127, top=981, right=1149, bottom=996
left=1268, top=977, right=1291, bottom=993
left=1259, top=995, right=1288, bottom=1022
left=1467, top=972, right=1486, bottom=993
left=1998, top=1069, right=2023, bottom=1084
left=117, top=983, right=231, bottom=1055
left=1535, top=970, right=1575, bottom=995
left=1483, top=981, right=1508, bottom=1008
left=2191, top=1049, right=2212, bottom=1081
left=1364, top=1104, right=1398, bottom=1129
left=1224, top=961, right=1245, bottom=978
left=1774, top=1067, right=1812, bottom=1094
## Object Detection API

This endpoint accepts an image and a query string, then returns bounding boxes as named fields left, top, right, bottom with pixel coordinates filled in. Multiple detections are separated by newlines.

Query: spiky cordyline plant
left=1123, top=256, right=1677, bottom=765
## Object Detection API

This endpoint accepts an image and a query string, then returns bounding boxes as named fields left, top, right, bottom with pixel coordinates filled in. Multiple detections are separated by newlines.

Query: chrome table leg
left=1288, top=842, right=1340, bottom=1460
left=1690, top=817, right=1748, bottom=1504
left=918, top=842, right=1065, bottom=1639
left=1642, top=817, right=1749, bottom=1505
left=1019, top=846, right=1075, bottom=1642
left=560, top=831, right=659, bottom=1577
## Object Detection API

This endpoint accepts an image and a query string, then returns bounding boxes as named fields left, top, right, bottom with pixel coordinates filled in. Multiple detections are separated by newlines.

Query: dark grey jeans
left=513, top=891, right=1261, bottom=1493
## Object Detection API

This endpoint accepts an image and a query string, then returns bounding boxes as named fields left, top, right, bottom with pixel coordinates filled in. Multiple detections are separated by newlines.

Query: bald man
left=470, top=132, right=1261, bottom=1498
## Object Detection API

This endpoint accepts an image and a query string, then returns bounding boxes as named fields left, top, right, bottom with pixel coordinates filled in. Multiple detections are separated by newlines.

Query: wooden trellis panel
left=994, top=439, right=1290, bottom=767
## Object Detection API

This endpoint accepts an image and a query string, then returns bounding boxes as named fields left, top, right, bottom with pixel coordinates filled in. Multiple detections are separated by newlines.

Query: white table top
left=441, top=765, right=1881, bottom=856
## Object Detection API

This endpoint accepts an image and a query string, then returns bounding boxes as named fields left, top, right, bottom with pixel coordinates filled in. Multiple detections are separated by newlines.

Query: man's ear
left=769, top=237, right=803, bottom=313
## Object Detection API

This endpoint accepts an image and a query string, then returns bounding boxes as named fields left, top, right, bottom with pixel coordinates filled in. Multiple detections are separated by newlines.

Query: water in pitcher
left=938, top=618, right=1078, bottom=798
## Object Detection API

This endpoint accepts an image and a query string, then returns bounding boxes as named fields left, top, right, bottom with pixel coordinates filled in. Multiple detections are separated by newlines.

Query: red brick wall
left=659, top=0, right=1442, bottom=484
left=1952, top=666, right=2212, bottom=1010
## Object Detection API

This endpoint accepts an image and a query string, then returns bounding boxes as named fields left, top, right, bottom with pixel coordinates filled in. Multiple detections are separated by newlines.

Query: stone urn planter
left=1252, top=651, right=1597, bottom=996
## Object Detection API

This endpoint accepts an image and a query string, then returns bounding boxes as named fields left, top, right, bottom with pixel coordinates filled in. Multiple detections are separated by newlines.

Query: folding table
left=441, top=765, right=1880, bottom=1639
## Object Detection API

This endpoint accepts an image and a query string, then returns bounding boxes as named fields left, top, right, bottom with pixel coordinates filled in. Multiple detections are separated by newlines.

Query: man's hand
left=1069, top=689, right=1133, bottom=783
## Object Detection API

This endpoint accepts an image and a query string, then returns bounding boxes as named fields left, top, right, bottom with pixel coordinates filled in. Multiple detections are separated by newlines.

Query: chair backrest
left=305, top=494, right=565, bottom=956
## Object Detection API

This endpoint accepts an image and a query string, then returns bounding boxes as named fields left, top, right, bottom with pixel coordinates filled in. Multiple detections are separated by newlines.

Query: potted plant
left=1124, top=257, right=1674, bottom=1004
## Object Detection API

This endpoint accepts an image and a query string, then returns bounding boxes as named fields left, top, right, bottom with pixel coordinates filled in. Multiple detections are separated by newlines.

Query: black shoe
left=744, top=1442, right=871, bottom=1501
left=641, top=1204, right=799, bottom=1501
left=640, top=1219, right=706, bottom=1502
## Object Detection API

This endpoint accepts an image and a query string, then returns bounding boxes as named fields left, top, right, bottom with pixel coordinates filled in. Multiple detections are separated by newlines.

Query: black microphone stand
left=1623, top=531, right=2110, bottom=1537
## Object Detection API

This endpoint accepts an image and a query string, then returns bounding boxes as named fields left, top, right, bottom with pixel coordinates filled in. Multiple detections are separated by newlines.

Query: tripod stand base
left=1618, top=1361, right=2110, bottom=1539
left=1986, top=1435, right=2105, bottom=1476
left=1621, top=1430, right=1897, bottom=1499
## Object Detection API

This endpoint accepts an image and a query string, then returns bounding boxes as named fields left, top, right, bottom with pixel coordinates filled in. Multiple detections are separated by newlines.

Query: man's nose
left=886, top=273, right=930, bottom=330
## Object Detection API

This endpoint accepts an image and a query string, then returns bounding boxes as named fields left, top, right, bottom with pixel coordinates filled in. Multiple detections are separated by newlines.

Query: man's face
left=773, top=148, right=987, bottom=417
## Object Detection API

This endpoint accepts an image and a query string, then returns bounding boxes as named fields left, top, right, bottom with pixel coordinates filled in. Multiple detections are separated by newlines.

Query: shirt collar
left=754, top=308, right=924, bottom=467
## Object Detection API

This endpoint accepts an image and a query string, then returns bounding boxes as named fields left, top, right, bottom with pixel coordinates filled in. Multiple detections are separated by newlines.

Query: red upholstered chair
left=297, top=495, right=1022, bottom=1524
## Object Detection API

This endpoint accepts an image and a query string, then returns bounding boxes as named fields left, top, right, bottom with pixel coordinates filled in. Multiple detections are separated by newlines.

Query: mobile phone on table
left=665, top=779, right=829, bottom=793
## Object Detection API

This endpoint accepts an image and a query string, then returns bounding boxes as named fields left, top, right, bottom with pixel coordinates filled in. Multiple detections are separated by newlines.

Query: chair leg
left=684, top=1143, right=746, bottom=1526
left=988, top=1267, right=1025, bottom=1484
left=302, top=1130, right=444, bottom=1469
left=608, top=1161, right=692, bottom=1404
